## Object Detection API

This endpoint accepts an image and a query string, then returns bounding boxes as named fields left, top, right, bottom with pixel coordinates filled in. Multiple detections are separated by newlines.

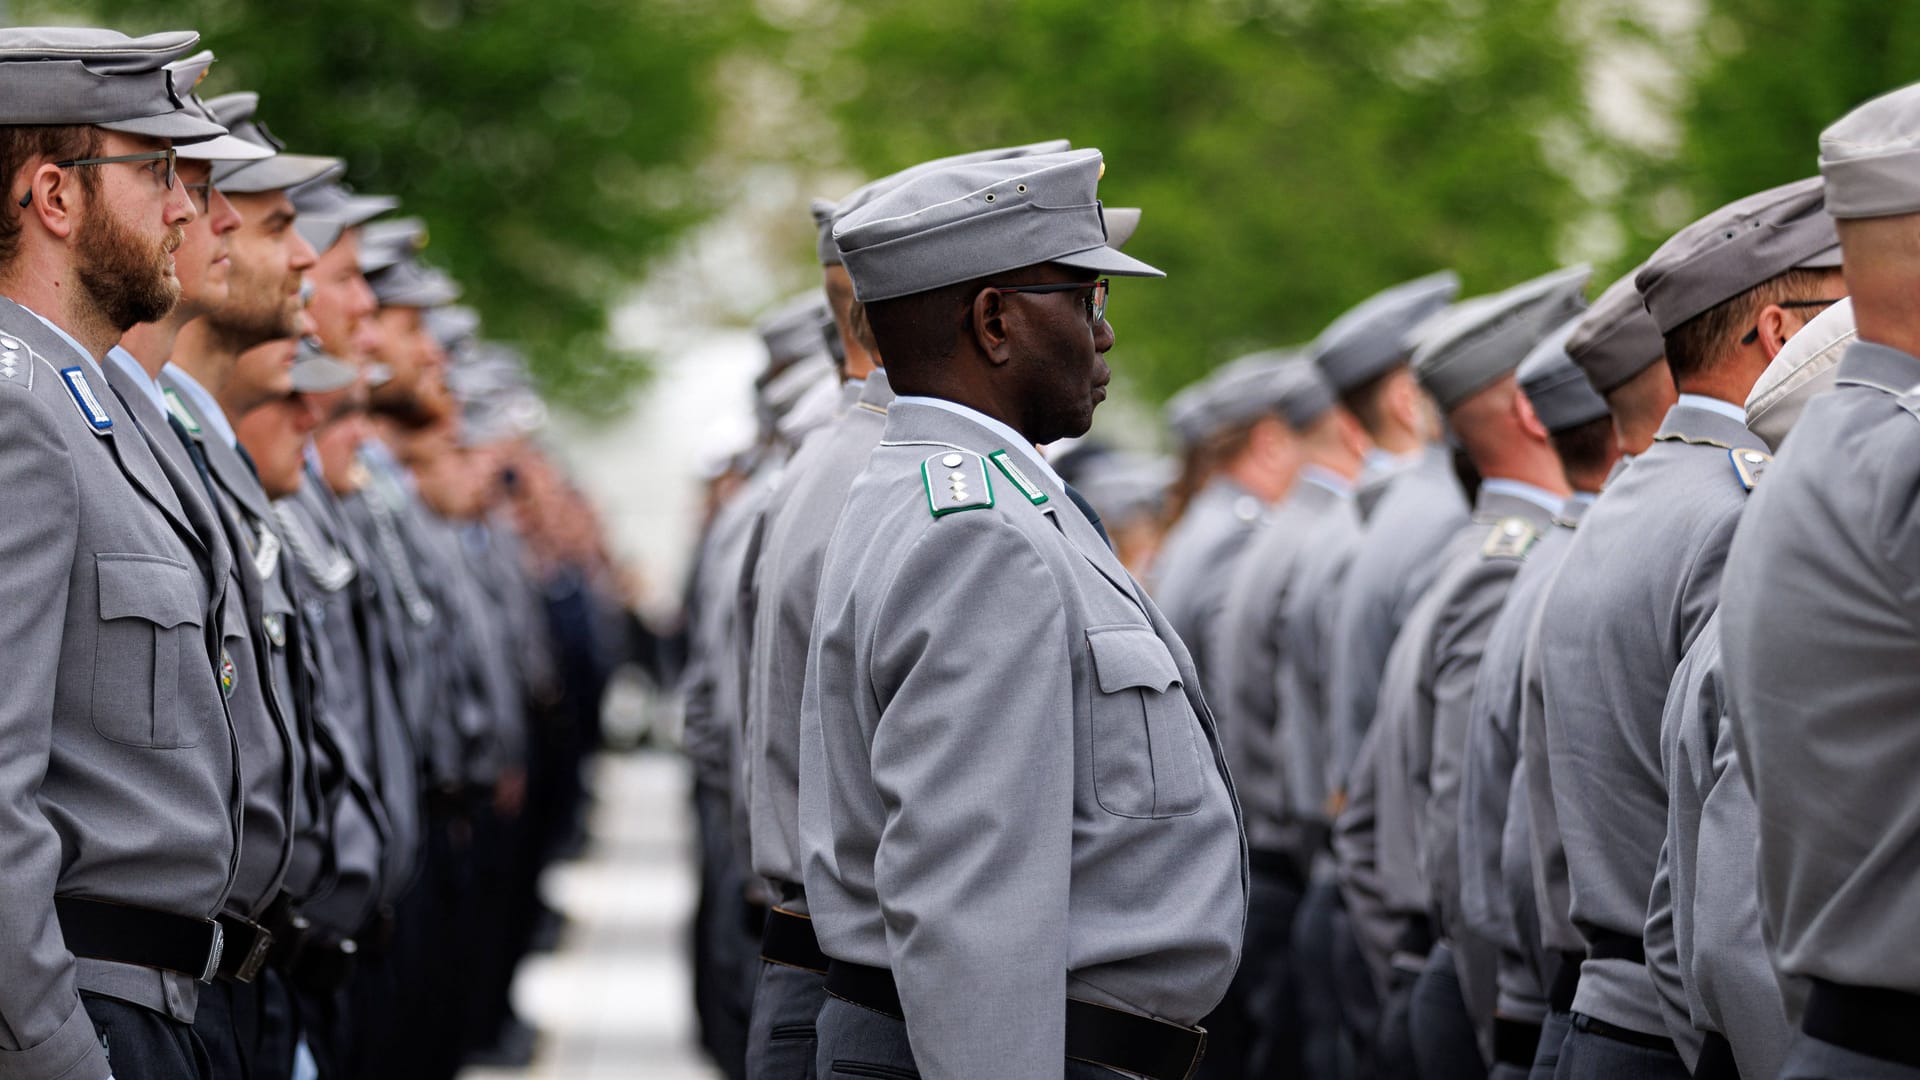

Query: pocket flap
left=1087, top=625, right=1181, bottom=694
left=97, top=553, right=201, bottom=629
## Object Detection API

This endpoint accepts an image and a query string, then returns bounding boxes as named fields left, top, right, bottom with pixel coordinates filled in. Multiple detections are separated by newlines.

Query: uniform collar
left=11, top=299, right=99, bottom=373
left=163, top=363, right=239, bottom=451
left=1835, top=339, right=1920, bottom=396
left=105, top=345, right=167, bottom=416
left=1675, top=392, right=1750, bottom=426
left=1299, top=463, right=1354, bottom=499
left=1477, top=477, right=1564, bottom=517
left=891, top=394, right=1062, bottom=488
left=1656, top=395, right=1767, bottom=451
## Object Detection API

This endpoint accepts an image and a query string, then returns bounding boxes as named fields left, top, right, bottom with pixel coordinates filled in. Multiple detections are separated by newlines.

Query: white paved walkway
left=465, top=751, right=723, bottom=1080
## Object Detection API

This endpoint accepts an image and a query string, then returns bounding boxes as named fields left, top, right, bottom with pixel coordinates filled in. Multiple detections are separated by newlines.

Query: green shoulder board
left=1482, top=516, right=1543, bottom=560
left=1730, top=448, right=1771, bottom=492
left=921, top=450, right=994, bottom=518
left=988, top=449, right=1049, bottom=505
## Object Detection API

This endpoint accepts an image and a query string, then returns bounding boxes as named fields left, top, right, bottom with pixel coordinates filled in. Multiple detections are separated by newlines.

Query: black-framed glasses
left=18, top=148, right=178, bottom=208
left=990, top=278, right=1109, bottom=323
left=1740, top=298, right=1843, bottom=345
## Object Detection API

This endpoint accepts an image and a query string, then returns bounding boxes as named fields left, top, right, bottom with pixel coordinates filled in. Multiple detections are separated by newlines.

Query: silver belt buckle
left=200, top=919, right=226, bottom=983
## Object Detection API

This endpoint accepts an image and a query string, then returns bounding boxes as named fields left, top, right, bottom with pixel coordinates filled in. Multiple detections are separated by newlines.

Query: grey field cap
left=289, top=337, right=358, bottom=393
left=167, top=53, right=272, bottom=162
left=1564, top=267, right=1664, bottom=393
left=1074, top=451, right=1174, bottom=522
left=1635, top=176, right=1842, bottom=334
left=1518, top=314, right=1610, bottom=435
left=812, top=197, right=841, bottom=267
left=358, top=217, right=428, bottom=275
left=1165, top=379, right=1217, bottom=448
left=1747, top=296, right=1855, bottom=450
left=425, top=304, right=481, bottom=352
left=1207, top=350, right=1338, bottom=432
left=1311, top=270, right=1461, bottom=393
left=1820, top=83, right=1920, bottom=220
left=0, top=27, right=227, bottom=142
left=1104, top=207, right=1143, bottom=249
left=827, top=139, right=1073, bottom=253
left=291, top=180, right=397, bottom=254
left=206, top=92, right=344, bottom=193
left=369, top=258, right=460, bottom=308
left=1413, top=264, right=1591, bottom=412
left=834, top=149, right=1164, bottom=303
left=758, top=291, right=831, bottom=370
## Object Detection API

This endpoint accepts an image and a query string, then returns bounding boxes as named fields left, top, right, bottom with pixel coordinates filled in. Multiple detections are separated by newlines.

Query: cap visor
left=98, top=110, right=229, bottom=144
left=214, top=153, right=345, bottom=194
left=177, top=132, right=275, bottom=163
left=1104, top=207, right=1142, bottom=250
left=1052, top=243, right=1165, bottom=279
left=290, top=352, right=359, bottom=393
left=294, top=214, right=347, bottom=255
left=375, top=281, right=461, bottom=308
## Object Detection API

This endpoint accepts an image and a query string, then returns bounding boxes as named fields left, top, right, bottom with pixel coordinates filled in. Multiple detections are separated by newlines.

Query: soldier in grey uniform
left=1508, top=270, right=1665, bottom=1080
left=1537, top=176, right=1845, bottom=1079
left=1454, top=319, right=1619, bottom=1080
left=801, top=149, right=1244, bottom=1079
left=1205, top=358, right=1355, bottom=1078
left=1721, top=81, right=1920, bottom=1080
left=1345, top=267, right=1589, bottom=1078
left=0, top=27, right=244, bottom=1080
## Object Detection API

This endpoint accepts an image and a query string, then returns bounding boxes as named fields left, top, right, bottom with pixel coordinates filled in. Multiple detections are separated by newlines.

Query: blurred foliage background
left=21, top=0, right=1914, bottom=418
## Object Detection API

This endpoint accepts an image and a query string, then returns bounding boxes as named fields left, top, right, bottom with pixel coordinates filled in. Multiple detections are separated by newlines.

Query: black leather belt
left=1692, top=1030, right=1739, bottom=1079
left=742, top=899, right=770, bottom=941
left=214, top=912, right=275, bottom=983
left=1547, top=949, right=1582, bottom=1013
left=55, top=895, right=224, bottom=982
left=286, top=937, right=359, bottom=996
left=1248, top=848, right=1306, bottom=890
left=825, top=961, right=1207, bottom=1080
left=1587, top=930, right=1645, bottom=965
left=1804, top=978, right=1920, bottom=1069
left=760, top=907, right=830, bottom=975
left=1570, top=1012, right=1676, bottom=1054
left=1493, top=1016, right=1542, bottom=1066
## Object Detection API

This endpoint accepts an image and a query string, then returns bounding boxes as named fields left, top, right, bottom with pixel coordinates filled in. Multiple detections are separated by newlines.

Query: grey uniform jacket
left=1457, top=495, right=1588, bottom=1014
left=1148, top=476, right=1265, bottom=697
left=0, top=302, right=240, bottom=1080
left=1722, top=342, right=1920, bottom=1007
left=1647, top=613, right=1789, bottom=1076
left=1273, top=494, right=1363, bottom=826
left=1537, top=400, right=1761, bottom=1037
left=799, top=401, right=1247, bottom=1079
left=745, top=370, right=893, bottom=899
left=109, top=364, right=298, bottom=921
left=1210, top=475, right=1347, bottom=859
left=1325, top=444, right=1468, bottom=792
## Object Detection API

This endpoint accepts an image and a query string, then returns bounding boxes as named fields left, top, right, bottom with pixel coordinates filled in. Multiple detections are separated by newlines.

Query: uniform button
left=941, top=453, right=964, bottom=468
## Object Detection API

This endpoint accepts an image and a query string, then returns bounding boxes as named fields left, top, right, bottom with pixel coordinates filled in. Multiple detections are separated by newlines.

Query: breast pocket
left=1085, top=624, right=1205, bottom=818
left=94, top=553, right=209, bottom=748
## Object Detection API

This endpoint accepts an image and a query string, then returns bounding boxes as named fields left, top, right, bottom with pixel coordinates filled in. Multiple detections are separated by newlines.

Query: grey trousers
left=814, top=997, right=1131, bottom=1079
left=1553, top=1017, right=1689, bottom=1080
left=1779, top=1031, right=1920, bottom=1080
left=1407, top=942, right=1486, bottom=1080
left=748, top=960, right=825, bottom=1080
left=1527, top=1011, right=1571, bottom=1080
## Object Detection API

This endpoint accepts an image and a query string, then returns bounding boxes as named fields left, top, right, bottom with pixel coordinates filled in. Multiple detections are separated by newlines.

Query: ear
left=1512, top=389, right=1551, bottom=443
left=20, top=162, right=80, bottom=240
left=1752, top=303, right=1796, bottom=361
left=970, top=286, right=1014, bottom=367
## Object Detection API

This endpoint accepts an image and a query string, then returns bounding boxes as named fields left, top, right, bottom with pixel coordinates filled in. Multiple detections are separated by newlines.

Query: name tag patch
left=60, top=367, right=111, bottom=432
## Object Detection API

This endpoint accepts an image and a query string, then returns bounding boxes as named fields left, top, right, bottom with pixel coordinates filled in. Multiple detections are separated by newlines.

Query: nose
left=1094, top=316, right=1115, bottom=352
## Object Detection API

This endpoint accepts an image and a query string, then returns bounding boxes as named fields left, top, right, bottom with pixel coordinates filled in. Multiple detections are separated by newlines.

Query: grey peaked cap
left=1820, top=82, right=1920, bottom=219
left=826, top=139, right=1073, bottom=251
left=1565, top=267, right=1664, bottom=393
left=358, top=217, right=428, bottom=274
left=758, top=291, right=831, bottom=370
left=1164, top=379, right=1216, bottom=448
left=1312, top=270, right=1461, bottom=393
left=369, top=258, right=459, bottom=308
left=291, top=180, right=397, bottom=254
left=812, top=197, right=841, bottom=267
left=289, top=337, right=357, bottom=394
left=834, top=149, right=1163, bottom=303
left=1517, top=314, right=1610, bottom=435
left=206, top=91, right=343, bottom=193
left=167, top=52, right=272, bottom=163
left=1414, top=264, right=1591, bottom=412
left=0, top=28, right=226, bottom=142
left=1635, top=176, right=1842, bottom=334
left=1207, top=350, right=1337, bottom=432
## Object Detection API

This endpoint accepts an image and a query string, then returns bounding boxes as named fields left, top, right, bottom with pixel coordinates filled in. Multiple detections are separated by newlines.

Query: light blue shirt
left=164, top=363, right=239, bottom=451
left=1479, top=477, right=1565, bottom=516
left=105, top=346, right=168, bottom=416
left=12, top=300, right=100, bottom=374
left=1565, top=489, right=1599, bottom=516
left=1300, top=463, right=1354, bottom=499
left=893, top=395, right=1065, bottom=489
left=1676, top=392, right=1749, bottom=427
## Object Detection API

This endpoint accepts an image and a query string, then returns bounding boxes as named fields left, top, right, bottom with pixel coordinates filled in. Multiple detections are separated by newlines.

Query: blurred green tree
left=797, top=0, right=1592, bottom=401
left=59, top=0, right=748, bottom=417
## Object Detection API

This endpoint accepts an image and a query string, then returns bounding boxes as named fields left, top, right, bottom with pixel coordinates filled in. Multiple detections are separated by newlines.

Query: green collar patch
left=162, top=387, right=202, bottom=437
left=989, top=449, right=1048, bottom=505
left=922, top=450, right=994, bottom=517
left=1482, top=516, right=1543, bottom=560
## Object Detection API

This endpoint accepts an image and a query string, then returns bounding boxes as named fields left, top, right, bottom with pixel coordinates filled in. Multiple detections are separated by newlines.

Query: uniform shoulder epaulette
left=0, top=332, right=36, bottom=390
left=1730, top=448, right=1771, bottom=492
left=987, top=449, right=1048, bottom=506
left=921, top=450, right=994, bottom=518
left=1482, top=516, right=1543, bottom=560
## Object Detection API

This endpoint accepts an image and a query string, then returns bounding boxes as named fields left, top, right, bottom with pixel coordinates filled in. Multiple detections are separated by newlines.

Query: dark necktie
left=234, top=442, right=261, bottom=484
left=1063, top=482, right=1111, bottom=549
left=166, top=412, right=220, bottom=511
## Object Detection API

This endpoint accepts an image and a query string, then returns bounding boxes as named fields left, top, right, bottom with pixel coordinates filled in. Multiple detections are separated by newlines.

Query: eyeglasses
left=1740, top=298, right=1843, bottom=345
left=990, top=278, right=1109, bottom=323
left=183, top=181, right=213, bottom=214
left=17, top=148, right=179, bottom=208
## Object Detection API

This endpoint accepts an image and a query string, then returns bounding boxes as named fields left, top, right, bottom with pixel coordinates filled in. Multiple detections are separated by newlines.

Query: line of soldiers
left=0, top=26, right=640, bottom=1080
left=677, top=75, right=1920, bottom=1080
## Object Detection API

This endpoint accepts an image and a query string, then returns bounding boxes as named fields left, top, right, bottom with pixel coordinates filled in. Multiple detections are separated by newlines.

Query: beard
left=208, top=266, right=300, bottom=350
left=74, top=207, right=182, bottom=331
